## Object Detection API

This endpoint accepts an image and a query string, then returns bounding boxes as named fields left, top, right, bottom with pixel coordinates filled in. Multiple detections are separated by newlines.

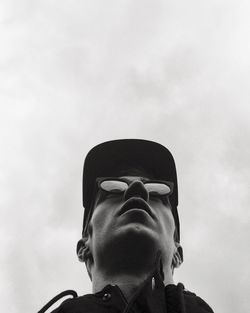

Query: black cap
left=82, top=139, right=180, bottom=241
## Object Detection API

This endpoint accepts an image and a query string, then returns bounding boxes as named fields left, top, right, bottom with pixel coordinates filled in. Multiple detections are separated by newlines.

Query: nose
left=124, top=180, right=149, bottom=202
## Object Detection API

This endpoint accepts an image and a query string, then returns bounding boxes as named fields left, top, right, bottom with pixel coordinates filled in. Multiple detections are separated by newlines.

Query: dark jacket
left=42, top=263, right=214, bottom=313
left=49, top=283, right=213, bottom=313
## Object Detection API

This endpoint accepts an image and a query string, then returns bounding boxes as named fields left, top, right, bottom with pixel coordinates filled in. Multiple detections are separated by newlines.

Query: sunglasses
left=96, top=177, right=174, bottom=196
left=83, top=177, right=174, bottom=234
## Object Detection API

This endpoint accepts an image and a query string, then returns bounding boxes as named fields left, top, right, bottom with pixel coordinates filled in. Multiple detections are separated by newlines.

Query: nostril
left=124, top=181, right=149, bottom=202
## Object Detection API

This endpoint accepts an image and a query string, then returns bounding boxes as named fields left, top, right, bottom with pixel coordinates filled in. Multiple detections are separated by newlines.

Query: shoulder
left=182, top=286, right=214, bottom=313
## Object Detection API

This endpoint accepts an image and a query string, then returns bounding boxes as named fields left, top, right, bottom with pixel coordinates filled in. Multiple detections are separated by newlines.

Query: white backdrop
left=1, top=1, right=250, bottom=312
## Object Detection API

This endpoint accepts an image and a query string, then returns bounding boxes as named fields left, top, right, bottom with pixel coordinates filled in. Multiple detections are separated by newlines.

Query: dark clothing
left=50, top=283, right=213, bottom=313
left=49, top=263, right=213, bottom=313
left=41, top=253, right=213, bottom=313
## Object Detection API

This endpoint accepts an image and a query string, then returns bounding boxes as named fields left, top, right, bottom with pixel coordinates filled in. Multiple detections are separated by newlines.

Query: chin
left=117, top=222, right=158, bottom=244
left=96, top=225, right=160, bottom=275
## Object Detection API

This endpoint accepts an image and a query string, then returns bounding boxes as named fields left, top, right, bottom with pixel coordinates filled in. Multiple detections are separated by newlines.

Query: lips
left=118, top=197, right=155, bottom=219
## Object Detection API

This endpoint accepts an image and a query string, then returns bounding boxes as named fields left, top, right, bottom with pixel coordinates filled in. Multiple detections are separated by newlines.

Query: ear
left=77, top=237, right=90, bottom=262
left=77, top=237, right=93, bottom=280
left=172, top=242, right=183, bottom=269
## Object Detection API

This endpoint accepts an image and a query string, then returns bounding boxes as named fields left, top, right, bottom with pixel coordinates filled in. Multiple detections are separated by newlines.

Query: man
left=39, top=139, right=214, bottom=313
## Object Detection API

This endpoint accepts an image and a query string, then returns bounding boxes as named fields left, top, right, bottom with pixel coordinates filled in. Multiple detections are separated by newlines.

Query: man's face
left=86, top=172, right=177, bottom=275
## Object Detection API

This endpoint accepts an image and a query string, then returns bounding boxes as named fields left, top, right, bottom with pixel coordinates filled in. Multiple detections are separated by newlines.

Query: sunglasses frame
left=83, top=177, right=174, bottom=234
left=96, top=177, right=174, bottom=196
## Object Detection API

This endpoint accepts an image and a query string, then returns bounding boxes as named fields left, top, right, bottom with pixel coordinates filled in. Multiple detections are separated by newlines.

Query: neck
left=91, top=267, right=174, bottom=301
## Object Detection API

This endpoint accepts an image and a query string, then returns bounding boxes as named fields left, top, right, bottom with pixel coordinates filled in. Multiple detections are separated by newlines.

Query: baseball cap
left=82, top=139, right=180, bottom=241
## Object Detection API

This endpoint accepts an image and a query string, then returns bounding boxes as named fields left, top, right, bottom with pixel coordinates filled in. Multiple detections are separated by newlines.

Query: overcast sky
left=1, top=1, right=250, bottom=312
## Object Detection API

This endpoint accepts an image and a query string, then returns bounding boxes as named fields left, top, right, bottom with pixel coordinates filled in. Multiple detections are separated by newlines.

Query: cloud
left=1, top=1, right=250, bottom=313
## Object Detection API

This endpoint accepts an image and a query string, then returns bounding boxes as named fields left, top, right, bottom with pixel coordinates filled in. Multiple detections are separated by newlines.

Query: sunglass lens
left=145, top=182, right=171, bottom=196
left=100, top=180, right=128, bottom=193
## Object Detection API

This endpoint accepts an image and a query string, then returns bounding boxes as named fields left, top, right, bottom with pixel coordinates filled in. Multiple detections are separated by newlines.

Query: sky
left=0, top=0, right=250, bottom=312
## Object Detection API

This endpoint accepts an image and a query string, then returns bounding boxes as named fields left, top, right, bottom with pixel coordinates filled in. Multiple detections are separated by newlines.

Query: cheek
left=89, top=199, right=119, bottom=235
left=90, top=206, right=109, bottom=234
left=88, top=208, right=109, bottom=252
left=149, top=199, right=175, bottom=231
left=156, top=205, right=176, bottom=236
left=163, top=212, right=176, bottom=237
